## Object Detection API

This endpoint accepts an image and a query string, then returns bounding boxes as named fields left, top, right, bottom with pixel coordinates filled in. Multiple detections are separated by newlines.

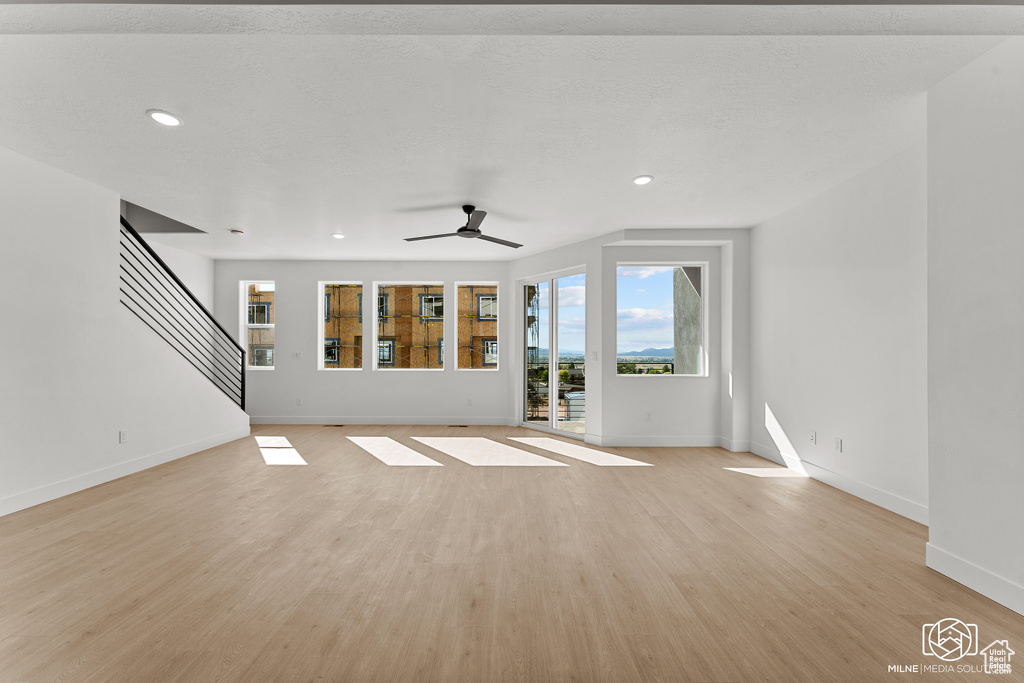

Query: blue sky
left=616, top=266, right=675, bottom=354
left=556, top=273, right=585, bottom=356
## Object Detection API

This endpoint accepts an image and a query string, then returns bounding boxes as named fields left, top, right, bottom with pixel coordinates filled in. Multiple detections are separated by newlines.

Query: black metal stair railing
left=118, top=216, right=245, bottom=410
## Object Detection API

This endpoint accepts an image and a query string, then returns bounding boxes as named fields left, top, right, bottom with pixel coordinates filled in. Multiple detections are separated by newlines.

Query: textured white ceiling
left=0, top=7, right=1012, bottom=260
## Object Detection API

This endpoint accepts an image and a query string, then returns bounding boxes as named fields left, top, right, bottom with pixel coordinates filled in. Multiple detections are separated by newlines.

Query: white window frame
left=240, top=280, right=275, bottom=371
left=372, top=281, right=445, bottom=371
left=516, top=266, right=587, bottom=439
left=318, top=281, right=363, bottom=371
left=614, top=262, right=709, bottom=378
left=456, top=281, right=500, bottom=371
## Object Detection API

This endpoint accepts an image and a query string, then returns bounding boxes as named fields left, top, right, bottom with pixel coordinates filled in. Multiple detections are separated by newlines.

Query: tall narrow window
left=375, top=283, right=443, bottom=369
left=615, top=264, right=705, bottom=375
left=458, top=283, right=498, bottom=370
left=242, top=281, right=275, bottom=368
left=320, top=282, right=362, bottom=370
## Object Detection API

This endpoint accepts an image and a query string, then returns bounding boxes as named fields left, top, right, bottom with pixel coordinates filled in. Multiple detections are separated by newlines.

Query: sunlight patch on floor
left=255, top=436, right=292, bottom=448
left=259, top=447, right=308, bottom=466
left=411, top=437, right=568, bottom=467
left=724, top=467, right=808, bottom=478
left=509, top=437, right=653, bottom=466
left=348, top=437, right=444, bottom=466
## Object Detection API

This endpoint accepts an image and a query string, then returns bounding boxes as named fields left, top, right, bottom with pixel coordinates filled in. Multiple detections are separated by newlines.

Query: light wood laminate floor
left=1, top=425, right=1021, bottom=682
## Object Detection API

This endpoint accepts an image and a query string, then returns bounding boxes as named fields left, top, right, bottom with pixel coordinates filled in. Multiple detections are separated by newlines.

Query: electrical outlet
left=466, top=398, right=473, bottom=406
left=834, top=437, right=843, bottom=453
left=293, top=352, right=303, bottom=360
left=296, top=397, right=303, bottom=406
left=809, top=430, right=817, bottom=445
left=644, top=412, right=653, bottom=422
left=118, top=430, right=128, bottom=444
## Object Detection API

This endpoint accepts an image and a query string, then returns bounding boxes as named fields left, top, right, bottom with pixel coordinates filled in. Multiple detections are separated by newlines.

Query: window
left=478, top=295, right=497, bottom=318
left=321, top=282, right=361, bottom=369
left=378, top=338, right=396, bottom=366
left=362, top=293, right=389, bottom=322
left=482, top=339, right=498, bottom=366
left=242, top=281, right=274, bottom=368
left=458, top=284, right=498, bottom=370
left=376, top=283, right=443, bottom=369
left=324, top=338, right=340, bottom=363
left=615, top=264, right=705, bottom=376
left=250, top=346, right=274, bottom=366
left=420, top=294, right=443, bottom=320
left=249, top=302, right=270, bottom=325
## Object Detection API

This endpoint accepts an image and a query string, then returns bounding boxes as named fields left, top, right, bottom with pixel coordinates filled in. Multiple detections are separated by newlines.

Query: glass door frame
left=518, top=267, right=586, bottom=439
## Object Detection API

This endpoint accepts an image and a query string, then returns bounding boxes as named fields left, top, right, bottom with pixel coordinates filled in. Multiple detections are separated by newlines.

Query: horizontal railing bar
left=119, top=249, right=242, bottom=386
left=119, top=268, right=242, bottom=393
left=119, top=278, right=242, bottom=398
left=118, top=259, right=242, bottom=391
left=120, top=298, right=241, bottom=404
left=119, top=234, right=242, bottom=361
left=120, top=216, right=244, bottom=355
left=119, top=217, right=244, bottom=410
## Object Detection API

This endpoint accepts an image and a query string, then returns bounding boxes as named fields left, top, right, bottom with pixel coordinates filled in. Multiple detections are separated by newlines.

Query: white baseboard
left=926, top=543, right=1024, bottom=617
left=0, top=426, right=251, bottom=518
left=718, top=437, right=751, bottom=452
left=249, top=415, right=517, bottom=426
left=749, top=440, right=929, bottom=525
left=588, top=435, right=721, bottom=447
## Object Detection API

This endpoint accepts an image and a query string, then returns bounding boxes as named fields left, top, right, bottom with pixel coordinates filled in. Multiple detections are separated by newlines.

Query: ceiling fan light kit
left=404, top=205, right=522, bottom=249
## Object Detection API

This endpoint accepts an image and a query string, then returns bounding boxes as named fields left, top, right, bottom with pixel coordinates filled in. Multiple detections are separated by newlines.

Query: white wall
left=509, top=229, right=750, bottom=448
left=926, top=37, right=1024, bottom=615
left=0, top=145, right=250, bottom=517
left=213, top=259, right=512, bottom=424
left=750, top=142, right=930, bottom=524
left=149, top=239, right=216, bottom=310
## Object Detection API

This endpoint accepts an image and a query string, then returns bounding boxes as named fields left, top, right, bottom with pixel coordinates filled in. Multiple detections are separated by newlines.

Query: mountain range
left=617, top=347, right=674, bottom=357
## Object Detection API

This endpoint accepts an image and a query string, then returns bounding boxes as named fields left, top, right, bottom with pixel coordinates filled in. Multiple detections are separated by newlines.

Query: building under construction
left=245, top=283, right=275, bottom=367
left=323, top=283, right=363, bottom=368
left=457, top=284, right=498, bottom=370
left=376, top=284, right=445, bottom=369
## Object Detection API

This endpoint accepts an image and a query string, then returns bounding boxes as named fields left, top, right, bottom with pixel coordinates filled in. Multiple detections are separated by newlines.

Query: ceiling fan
left=404, top=205, right=522, bottom=249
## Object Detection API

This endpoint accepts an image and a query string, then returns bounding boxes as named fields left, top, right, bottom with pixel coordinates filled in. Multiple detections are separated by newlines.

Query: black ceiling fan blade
left=404, top=233, right=459, bottom=242
left=466, top=210, right=487, bottom=231
left=477, top=234, right=522, bottom=249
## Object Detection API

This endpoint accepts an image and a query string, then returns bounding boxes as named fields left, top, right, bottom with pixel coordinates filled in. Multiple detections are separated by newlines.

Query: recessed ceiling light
left=146, top=109, right=181, bottom=126
left=633, top=175, right=654, bottom=185
left=331, top=233, right=345, bottom=239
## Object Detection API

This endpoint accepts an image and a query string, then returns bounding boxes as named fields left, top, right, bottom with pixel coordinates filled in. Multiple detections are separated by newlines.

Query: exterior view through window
left=243, top=281, right=275, bottom=368
left=524, top=273, right=585, bottom=434
left=376, top=283, right=444, bottom=369
left=616, top=265, right=704, bottom=375
left=321, top=283, right=362, bottom=369
left=458, top=284, right=498, bottom=370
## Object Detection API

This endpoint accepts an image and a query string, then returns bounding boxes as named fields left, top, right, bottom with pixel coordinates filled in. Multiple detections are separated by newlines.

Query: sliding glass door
left=523, top=273, right=585, bottom=434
